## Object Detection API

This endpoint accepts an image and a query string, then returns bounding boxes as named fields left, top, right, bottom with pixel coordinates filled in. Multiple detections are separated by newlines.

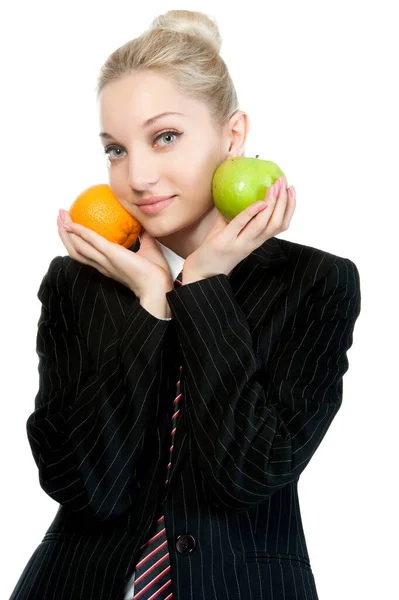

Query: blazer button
left=176, top=534, right=196, bottom=554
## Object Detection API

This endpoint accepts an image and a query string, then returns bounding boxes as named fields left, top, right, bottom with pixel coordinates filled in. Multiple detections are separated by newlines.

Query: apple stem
left=255, top=154, right=259, bottom=158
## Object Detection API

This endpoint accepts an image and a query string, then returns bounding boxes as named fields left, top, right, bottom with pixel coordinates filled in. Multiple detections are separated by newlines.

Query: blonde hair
left=96, top=10, right=239, bottom=131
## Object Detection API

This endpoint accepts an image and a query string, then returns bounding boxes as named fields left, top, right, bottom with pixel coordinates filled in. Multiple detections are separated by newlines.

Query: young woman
left=10, top=10, right=361, bottom=600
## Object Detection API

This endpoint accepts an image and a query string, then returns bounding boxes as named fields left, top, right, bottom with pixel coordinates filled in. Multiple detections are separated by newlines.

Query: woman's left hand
left=183, top=176, right=296, bottom=282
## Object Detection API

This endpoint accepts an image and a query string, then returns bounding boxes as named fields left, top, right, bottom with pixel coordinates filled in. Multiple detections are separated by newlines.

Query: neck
left=156, top=204, right=220, bottom=260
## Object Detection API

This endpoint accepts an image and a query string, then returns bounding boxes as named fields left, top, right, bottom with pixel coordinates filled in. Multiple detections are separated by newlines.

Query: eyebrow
left=99, top=112, right=184, bottom=140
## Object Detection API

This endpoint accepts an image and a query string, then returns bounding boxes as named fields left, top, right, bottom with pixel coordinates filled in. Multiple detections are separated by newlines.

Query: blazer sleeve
left=166, top=257, right=361, bottom=511
left=27, top=255, right=171, bottom=522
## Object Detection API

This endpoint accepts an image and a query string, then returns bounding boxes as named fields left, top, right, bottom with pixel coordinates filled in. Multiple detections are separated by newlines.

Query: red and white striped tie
left=132, top=270, right=183, bottom=600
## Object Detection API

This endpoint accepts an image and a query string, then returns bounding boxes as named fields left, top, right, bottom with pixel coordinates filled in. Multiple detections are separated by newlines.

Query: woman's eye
left=154, top=130, right=183, bottom=147
left=103, top=130, right=182, bottom=160
left=104, top=146, right=126, bottom=160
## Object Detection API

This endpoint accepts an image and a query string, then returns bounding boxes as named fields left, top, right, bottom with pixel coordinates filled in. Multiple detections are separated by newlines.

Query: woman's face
left=98, top=70, right=247, bottom=258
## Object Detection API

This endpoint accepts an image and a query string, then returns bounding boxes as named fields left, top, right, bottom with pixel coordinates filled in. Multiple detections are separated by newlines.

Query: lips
left=136, top=195, right=175, bottom=206
left=137, top=196, right=176, bottom=214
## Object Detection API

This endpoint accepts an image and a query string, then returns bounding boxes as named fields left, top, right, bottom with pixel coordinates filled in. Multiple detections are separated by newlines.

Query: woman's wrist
left=139, top=292, right=172, bottom=319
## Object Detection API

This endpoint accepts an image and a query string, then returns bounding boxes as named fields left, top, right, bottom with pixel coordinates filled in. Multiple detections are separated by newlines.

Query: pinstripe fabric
left=10, top=236, right=361, bottom=600
left=127, top=272, right=183, bottom=600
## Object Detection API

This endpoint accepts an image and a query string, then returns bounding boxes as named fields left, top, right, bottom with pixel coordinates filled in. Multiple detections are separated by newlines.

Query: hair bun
left=149, top=10, right=222, bottom=54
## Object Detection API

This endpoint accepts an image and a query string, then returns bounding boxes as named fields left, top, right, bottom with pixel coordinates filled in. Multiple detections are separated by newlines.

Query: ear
left=224, top=111, right=249, bottom=158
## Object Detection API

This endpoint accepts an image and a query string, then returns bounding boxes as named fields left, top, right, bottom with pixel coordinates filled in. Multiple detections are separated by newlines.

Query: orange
left=69, top=184, right=142, bottom=248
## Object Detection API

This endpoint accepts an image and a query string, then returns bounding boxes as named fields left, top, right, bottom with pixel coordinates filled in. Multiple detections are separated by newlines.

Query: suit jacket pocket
left=244, top=551, right=312, bottom=572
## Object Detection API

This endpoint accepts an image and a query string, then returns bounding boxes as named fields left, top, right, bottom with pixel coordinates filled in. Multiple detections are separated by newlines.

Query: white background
left=1, top=1, right=398, bottom=598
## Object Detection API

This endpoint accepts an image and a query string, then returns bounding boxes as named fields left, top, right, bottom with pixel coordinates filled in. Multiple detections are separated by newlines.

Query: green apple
left=212, top=155, right=287, bottom=221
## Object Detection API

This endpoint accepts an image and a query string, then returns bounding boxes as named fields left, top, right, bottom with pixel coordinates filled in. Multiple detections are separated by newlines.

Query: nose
left=127, top=153, right=160, bottom=191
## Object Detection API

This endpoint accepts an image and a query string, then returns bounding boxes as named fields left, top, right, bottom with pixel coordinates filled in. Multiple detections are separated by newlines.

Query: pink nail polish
left=59, top=209, right=65, bottom=222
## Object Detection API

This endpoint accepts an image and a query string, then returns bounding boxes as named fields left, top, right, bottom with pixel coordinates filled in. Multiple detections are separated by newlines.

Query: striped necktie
left=131, top=269, right=183, bottom=600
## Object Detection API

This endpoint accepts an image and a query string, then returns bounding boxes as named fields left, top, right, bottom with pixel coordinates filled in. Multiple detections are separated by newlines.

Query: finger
left=58, top=211, right=85, bottom=257
left=57, top=217, right=106, bottom=267
left=252, top=177, right=288, bottom=234
left=59, top=210, right=110, bottom=255
left=68, top=232, right=108, bottom=264
left=257, top=182, right=295, bottom=238
left=281, top=186, right=296, bottom=229
left=233, top=179, right=279, bottom=241
left=57, top=216, right=78, bottom=255
left=268, top=176, right=288, bottom=226
left=61, top=209, right=73, bottom=225
left=61, top=222, right=112, bottom=257
left=226, top=197, right=271, bottom=241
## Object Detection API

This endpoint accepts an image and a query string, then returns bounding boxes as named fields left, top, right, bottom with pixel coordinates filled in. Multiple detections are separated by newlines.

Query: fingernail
left=59, top=209, right=65, bottom=223
left=62, top=223, right=73, bottom=231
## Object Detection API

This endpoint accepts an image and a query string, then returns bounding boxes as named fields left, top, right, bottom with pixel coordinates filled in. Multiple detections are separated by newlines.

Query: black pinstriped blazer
left=10, top=235, right=361, bottom=600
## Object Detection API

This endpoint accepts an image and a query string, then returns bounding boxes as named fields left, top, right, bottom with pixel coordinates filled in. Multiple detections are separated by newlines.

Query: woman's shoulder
left=273, top=237, right=361, bottom=308
left=39, top=254, right=104, bottom=303
left=40, top=254, right=137, bottom=315
left=46, top=254, right=100, bottom=280
left=274, top=237, right=361, bottom=321
left=276, top=236, right=359, bottom=278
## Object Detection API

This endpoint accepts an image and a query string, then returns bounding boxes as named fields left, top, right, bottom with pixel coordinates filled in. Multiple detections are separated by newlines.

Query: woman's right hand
left=57, top=210, right=174, bottom=298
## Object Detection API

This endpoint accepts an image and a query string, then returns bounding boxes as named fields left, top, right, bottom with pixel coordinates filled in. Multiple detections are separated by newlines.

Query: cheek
left=108, top=184, right=133, bottom=216
left=108, top=172, right=129, bottom=201
left=178, top=156, right=218, bottom=209
left=184, top=153, right=217, bottom=189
